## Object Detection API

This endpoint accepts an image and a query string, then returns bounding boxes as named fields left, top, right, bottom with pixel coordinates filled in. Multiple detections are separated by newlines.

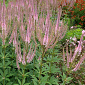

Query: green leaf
left=5, top=53, right=10, bottom=58
left=5, top=62, right=11, bottom=67
left=49, top=76, right=59, bottom=85
left=34, top=63, right=40, bottom=71
left=66, top=77, right=73, bottom=81
left=5, top=69, right=8, bottom=76
left=6, top=82, right=13, bottom=85
left=53, top=56, right=62, bottom=63
left=31, top=75, right=38, bottom=85
left=40, top=75, right=49, bottom=85
left=62, top=73, right=66, bottom=81
left=50, top=65, right=60, bottom=74
left=42, top=64, right=49, bottom=75
left=18, top=70, right=22, bottom=75
left=0, top=76, right=3, bottom=81
left=0, top=69, right=3, bottom=76
left=22, top=78, right=25, bottom=85
left=24, top=83, right=30, bottom=85
left=0, top=83, right=2, bottom=85
left=41, top=75, right=49, bottom=82
left=5, top=78, right=10, bottom=81
left=24, top=72, right=29, bottom=77
left=66, top=77, right=73, bottom=84
left=6, top=73, right=13, bottom=77
left=0, top=63, right=2, bottom=67
left=17, top=78, right=21, bottom=85
left=0, top=46, right=2, bottom=53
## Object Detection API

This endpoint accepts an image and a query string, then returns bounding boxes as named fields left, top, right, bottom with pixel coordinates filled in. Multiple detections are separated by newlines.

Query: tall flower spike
left=71, top=34, right=83, bottom=62
left=55, top=7, right=62, bottom=35
left=1, top=0, right=7, bottom=45
left=34, top=1, right=38, bottom=22
left=66, top=44, right=70, bottom=68
left=27, top=43, right=37, bottom=63
left=43, top=9, right=50, bottom=47
left=72, top=53, right=85, bottom=71
left=43, top=27, right=49, bottom=46
left=27, top=44, right=32, bottom=61
left=25, top=20, right=31, bottom=44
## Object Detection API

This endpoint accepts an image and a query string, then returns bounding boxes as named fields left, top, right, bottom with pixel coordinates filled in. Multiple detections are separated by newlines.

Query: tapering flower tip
left=25, top=35, right=30, bottom=44
left=34, top=13, right=38, bottom=22
left=38, top=56, right=41, bottom=60
left=27, top=44, right=36, bottom=63
left=1, top=22, right=6, bottom=31
left=82, top=30, right=85, bottom=36
left=50, top=0, right=53, bottom=4
left=34, top=2, right=38, bottom=22
left=72, top=53, right=85, bottom=71
left=22, top=60, right=26, bottom=65
left=9, top=31, right=14, bottom=44
left=18, top=56, right=22, bottom=63
left=17, top=64, right=20, bottom=70
left=13, top=38, right=17, bottom=47
left=55, top=7, right=62, bottom=35
left=71, top=47, right=78, bottom=62
left=20, top=0, right=24, bottom=7
left=78, top=46, right=82, bottom=55
left=43, top=34, right=47, bottom=45
left=43, top=28, right=49, bottom=47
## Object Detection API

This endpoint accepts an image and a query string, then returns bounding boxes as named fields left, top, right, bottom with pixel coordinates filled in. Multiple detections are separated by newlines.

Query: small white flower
left=71, top=26, right=74, bottom=29
left=77, top=41, right=80, bottom=43
left=72, top=36, right=76, bottom=42
left=70, top=37, right=72, bottom=39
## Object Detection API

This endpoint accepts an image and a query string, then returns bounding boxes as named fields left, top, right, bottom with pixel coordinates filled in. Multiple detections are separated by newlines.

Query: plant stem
left=49, top=47, right=54, bottom=78
left=39, top=46, right=45, bottom=85
left=33, top=20, right=37, bottom=75
left=3, top=45, right=6, bottom=85
left=21, top=65, right=25, bottom=85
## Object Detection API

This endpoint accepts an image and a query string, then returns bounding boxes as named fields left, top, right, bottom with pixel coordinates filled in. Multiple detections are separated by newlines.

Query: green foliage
left=0, top=38, right=74, bottom=85
left=61, top=28, right=83, bottom=43
left=66, top=28, right=82, bottom=38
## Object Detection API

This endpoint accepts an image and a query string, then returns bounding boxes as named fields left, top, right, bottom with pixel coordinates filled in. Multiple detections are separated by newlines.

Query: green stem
left=49, top=47, right=55, bottom=78
left=21, top=65, right=25, bottom=85
left=3, top=45, right=6, bottom=85
left=39, top=46, right=45, bottom=85
left=33, top=20, right=37, bottom=75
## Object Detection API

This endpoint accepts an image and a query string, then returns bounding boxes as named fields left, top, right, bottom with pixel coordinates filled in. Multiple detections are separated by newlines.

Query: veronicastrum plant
left=63, top=30, right=85, bottom=71
left=0, top=0, right=79, bottom=85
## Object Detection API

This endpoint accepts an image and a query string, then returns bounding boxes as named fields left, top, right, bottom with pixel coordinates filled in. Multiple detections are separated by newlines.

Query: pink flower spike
left=43, top=27, right=49, bottom=46
left=72, top=53, right=85, bottom=71
left=55, top=7, right=62, bottom=35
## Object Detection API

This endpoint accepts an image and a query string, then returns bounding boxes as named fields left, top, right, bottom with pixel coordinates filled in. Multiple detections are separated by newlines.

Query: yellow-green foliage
left=62, top=28, right=83, bottom=41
